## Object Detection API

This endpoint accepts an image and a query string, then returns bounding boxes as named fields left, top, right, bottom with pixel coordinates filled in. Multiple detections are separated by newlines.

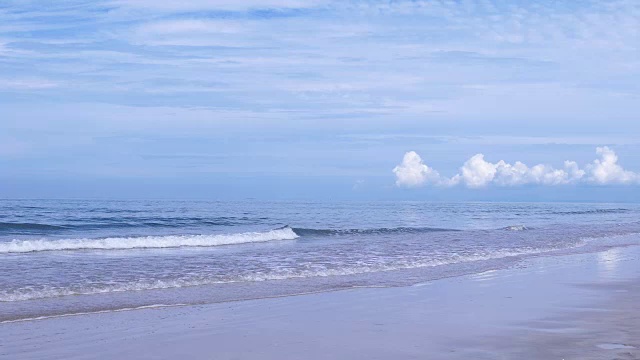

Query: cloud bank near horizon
left=393, top=147, right=640, bottom=189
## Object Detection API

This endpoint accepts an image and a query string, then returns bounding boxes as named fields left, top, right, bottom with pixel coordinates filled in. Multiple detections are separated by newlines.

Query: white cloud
left=110, top=0, right=325, bottom=11
left=136, top=20, right=244, bottom=35
left=392, top=151, right=445, bottom=188
left=458, top=154, right=496, bottom=188
left=2, top=0, right=639, bottom=139
left=129, top=19, right=251, bottom=47
left=0, top=78, right=58, bottom=90
left=587, top=146, right=640, bottom=184
left=394, top=147, right=639, bottom=188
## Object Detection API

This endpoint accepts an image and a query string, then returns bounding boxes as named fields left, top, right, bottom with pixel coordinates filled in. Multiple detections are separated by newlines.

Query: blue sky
left=1, top=0, right=639, bottom=201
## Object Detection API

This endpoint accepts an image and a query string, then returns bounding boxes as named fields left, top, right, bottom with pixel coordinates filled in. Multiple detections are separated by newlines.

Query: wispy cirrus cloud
left=109, top=0, right=327, bottom=12
left=2, top=0, right=638, bottom=116
left=0, top=78, right=58, bottom=90
left=129, top=19, right=253, bottom=46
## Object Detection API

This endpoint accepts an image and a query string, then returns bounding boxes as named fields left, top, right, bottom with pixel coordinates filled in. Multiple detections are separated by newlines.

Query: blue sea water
left=1, top=199, right=640, bottom=322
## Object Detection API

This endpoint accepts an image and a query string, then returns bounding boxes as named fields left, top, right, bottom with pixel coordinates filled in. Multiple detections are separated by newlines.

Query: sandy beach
left=2, top=245, right=640, bottom=360
left=4, top=0, right=640, bottom=358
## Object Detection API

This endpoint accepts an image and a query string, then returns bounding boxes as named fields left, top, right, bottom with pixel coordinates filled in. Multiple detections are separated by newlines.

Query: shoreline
left=4, top=231, right=638, bottom=324
left=2, top=244, right=640, bottom=359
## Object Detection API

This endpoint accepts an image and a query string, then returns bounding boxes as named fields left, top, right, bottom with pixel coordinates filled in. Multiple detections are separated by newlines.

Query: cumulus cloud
left=394, top=147, right=638, bottom=188
left=587, top=147, right=640, bottom=184
left=393, top=151, right=446, bottom=188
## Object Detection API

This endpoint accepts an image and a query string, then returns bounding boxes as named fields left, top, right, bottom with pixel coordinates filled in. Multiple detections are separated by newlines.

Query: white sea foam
left=0, top=281, right=212, bottom=302
left=503, top=225, right=528, bottom=231
left=0, top=304, right=185, bottom=324
left=0, top=228, right=298, bottom=253
left=0, top=242, right=585, bottom=302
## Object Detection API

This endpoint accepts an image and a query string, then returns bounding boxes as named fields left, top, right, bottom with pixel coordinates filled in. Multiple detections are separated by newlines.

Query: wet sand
left=2, top=246, right=640, bottom=359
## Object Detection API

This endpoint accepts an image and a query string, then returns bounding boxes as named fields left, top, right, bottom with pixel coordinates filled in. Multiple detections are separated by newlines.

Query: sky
left=1, top=0, right=639, bottom=201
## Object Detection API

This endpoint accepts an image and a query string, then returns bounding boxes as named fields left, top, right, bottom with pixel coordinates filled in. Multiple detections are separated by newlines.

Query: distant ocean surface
left=2, top=199, right=640, bottom=322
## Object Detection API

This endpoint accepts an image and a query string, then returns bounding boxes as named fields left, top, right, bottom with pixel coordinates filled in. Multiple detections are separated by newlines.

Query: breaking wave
left=0, top=228, right=299, bottom=253
left=0, top=226, right=459, bottom=254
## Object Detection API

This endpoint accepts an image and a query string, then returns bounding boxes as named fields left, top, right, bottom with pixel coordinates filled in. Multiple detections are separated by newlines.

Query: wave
left=291, top=226, right=458, bottom=236
left=0, top=228, right=298, bottom=253
left=71, top=219, right=241, bottom=229
left=0, top=243, right=583, bottom=302
left=0, top=225, right=454, bottom=253
left=0, top=222, right=65, bottom=231
left=503, top=225, right=529, bottom=231
left=550, top=208, right=629, bottom=215
left=0, top=216, right=269, bottom=232
left=75, top=216, right=266, bottom=228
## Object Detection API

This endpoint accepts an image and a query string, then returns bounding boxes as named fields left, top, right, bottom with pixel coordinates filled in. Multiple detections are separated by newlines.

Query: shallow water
left=1, top=200, right=640, bottom=322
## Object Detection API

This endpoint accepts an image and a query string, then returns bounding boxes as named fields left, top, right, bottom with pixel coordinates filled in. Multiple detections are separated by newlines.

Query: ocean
left=1, top=199, right=640, bottom=323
